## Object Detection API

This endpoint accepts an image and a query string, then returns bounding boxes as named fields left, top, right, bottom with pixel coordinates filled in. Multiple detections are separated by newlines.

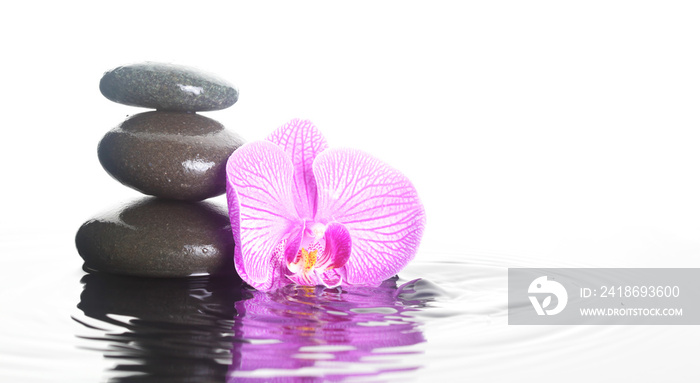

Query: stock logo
left=528, top=276, right=568, bottom=316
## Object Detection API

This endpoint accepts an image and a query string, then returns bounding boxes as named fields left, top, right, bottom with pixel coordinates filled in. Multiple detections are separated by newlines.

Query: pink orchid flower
left=225, top=119, right=425, bottom=291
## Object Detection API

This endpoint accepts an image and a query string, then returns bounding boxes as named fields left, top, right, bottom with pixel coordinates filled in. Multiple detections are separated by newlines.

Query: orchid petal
left=316, top=222, right=352, bottom=270
left=313, top=148, right=426, bottom=286
left=286, top=269, right=317, bottom=286
left=266, top=119, right=328, bottom=219
left=226, top=141, right=300, bottom=290
left=284, top=220, right=305, bottom=270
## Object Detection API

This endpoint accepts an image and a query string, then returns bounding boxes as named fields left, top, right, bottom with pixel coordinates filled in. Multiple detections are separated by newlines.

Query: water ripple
left=70, top=257, right=697, bottom=382
left=73, top=273, right=437, bottom=382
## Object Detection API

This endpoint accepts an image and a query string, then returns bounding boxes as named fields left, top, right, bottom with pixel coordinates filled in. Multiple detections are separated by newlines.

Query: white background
left=0, top=1, right=699, bottom=381
left=2, top=1, right=699, bottom=268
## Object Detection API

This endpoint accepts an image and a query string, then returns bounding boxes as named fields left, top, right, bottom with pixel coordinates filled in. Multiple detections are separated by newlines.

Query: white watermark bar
left=508, top=268, right=700, bottom=325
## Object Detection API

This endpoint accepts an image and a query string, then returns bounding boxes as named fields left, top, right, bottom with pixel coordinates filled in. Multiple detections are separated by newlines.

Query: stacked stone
left=76, top=62, right=244, bottom=278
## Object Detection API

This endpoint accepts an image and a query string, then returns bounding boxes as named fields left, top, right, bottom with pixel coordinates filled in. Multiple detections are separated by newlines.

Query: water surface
left=73, top=272, right=435, bottom=382
left=1, top=243, right=698, bottom=382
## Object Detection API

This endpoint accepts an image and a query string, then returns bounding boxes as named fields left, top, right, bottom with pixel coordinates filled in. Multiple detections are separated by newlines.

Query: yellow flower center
left=301, top=248, right=317, bottom=272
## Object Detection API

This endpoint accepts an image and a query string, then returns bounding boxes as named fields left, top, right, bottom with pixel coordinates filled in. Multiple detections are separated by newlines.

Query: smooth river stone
left=98, top=111, right=244, bottom=201
left=99, top=62, right=238, bottom=111
left=75, top=198, right=236, bottom=278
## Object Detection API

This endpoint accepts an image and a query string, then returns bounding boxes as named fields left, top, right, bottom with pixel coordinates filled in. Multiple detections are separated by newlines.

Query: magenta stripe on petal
left=313, top=148, right=426, bottom=286
left=284, top=221, right=304, bottom=268
left=226, top=141, right=301, bottom=289
left=316, top=222, right=352, bottom=270
left=266, top=119, right=328, bottom=219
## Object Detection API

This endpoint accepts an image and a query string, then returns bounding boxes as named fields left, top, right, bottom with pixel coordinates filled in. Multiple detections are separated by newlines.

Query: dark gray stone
left=98, top=111, right=244, bottom=201
left=75, top=197, right=236, bottom=278
left=99, top=62, right=238, bottom=111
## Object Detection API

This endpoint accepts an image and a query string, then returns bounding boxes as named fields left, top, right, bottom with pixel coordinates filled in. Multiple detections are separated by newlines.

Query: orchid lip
left=286, top=221, right=330, bottom=277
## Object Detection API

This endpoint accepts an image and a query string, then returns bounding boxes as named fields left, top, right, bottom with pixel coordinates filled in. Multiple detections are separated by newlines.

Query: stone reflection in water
left=76, top=273, right=247, bottom=382
left=76, top=274, right=430, bottom=382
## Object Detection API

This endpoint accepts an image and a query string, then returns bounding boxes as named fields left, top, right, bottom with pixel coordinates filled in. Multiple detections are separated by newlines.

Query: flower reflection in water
left=75, top=273, right=432, bottom=382
left=230, top=277, right=427, bottom=380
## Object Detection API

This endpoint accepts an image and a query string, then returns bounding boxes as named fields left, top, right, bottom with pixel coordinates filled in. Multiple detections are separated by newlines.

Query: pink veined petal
left=266, top=119, right=329, bottom=219
left=315, top=222, right=352, bottom=270
left=226, top=181, right=248, bottom=283
left=226, top=140, right=301, bottom=290
left=284, top=220, right=305, bottom=269
left=313, top=148, right=426, bottom=286
left=286, top=267, right=317, bottom=286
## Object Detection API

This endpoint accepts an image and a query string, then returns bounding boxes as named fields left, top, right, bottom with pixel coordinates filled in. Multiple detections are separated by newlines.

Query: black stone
left=98, top=111, right=244, bottom=201
left=99, top=62, right=238, bottom=112
left=75, top=197, right=236, bottom=278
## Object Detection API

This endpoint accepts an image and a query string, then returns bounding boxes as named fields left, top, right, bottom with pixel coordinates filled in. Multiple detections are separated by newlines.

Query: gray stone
left=75, top=197, right=236, bottom=278
left=98, top=111, right=244, bottom=201
left=99, top=62, right=238, bottom=111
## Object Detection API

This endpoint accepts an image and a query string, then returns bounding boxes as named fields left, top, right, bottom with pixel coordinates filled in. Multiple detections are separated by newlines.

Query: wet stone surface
left=98, top=111, right=245, bottom=201
left=99, top=62, right=238, bottom=112
left=75, top=197, right=236, bottom=278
